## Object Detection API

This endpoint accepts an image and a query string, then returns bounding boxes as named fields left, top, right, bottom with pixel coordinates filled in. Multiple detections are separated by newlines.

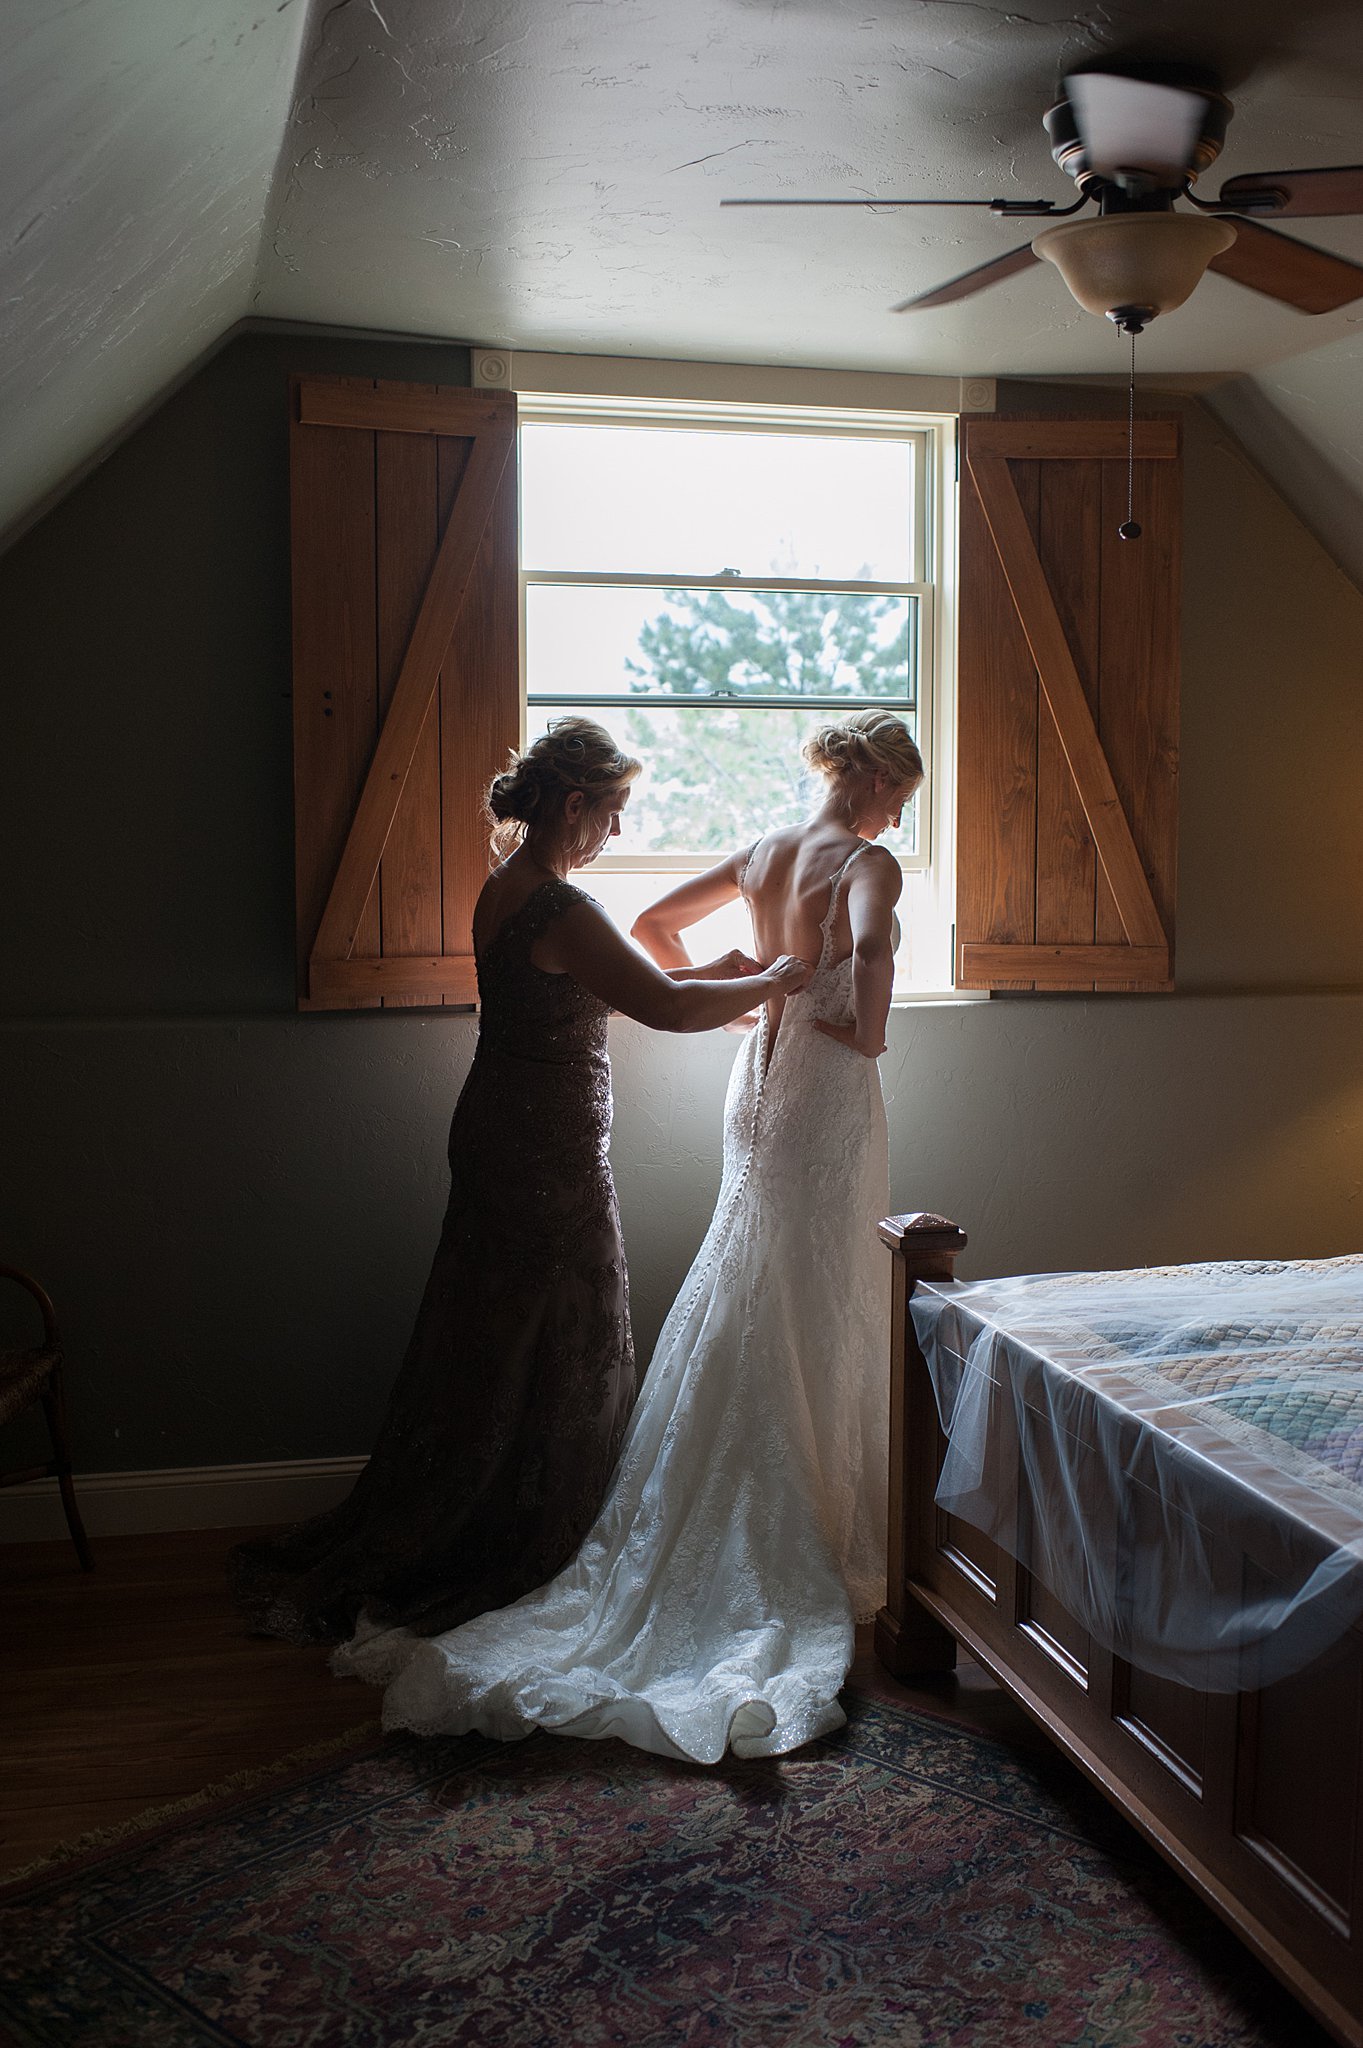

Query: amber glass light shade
left=1032, top=213, right=1237, bottom=320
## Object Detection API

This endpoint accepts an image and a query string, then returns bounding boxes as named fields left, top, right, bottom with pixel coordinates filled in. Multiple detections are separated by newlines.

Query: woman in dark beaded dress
left=231, top=719, right=809, bottom=1644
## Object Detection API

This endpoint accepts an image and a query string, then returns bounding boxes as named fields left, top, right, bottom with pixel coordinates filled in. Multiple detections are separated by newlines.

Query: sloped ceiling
left=5, top=0, right=1363, bottom=570
left=1202, top=327, right=1363, bottom=589
left=0, top=0, right=310, bottom=544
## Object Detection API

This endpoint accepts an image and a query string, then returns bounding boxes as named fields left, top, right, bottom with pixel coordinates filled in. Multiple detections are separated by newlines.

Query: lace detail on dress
left=230, top=879, right=636, bottom=1645
left=817, top=842, right=868, bottom=966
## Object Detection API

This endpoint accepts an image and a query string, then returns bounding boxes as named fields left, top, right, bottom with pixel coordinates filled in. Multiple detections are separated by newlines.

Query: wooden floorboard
left=0, top=1528, right=381, bottom=1875
left=1, top=1527, right=1033, bottom=1879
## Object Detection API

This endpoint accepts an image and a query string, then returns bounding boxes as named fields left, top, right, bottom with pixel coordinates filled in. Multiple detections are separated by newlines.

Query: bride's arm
left=813, top=848, right=902, bottom=1058
left=629, top=850, right=749, bottom=970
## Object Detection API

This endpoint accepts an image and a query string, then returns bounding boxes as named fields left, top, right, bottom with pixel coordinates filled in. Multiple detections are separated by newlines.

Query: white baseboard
left=0, top=1456, right=368, bottom=1543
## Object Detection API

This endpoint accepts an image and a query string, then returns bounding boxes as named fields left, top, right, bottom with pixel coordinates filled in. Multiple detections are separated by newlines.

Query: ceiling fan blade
left=893, top=243, right=1040, bottom=313
left=1066, top=71, right=1207, bottom=182
left=719, top=197, right=1054, bottom=211
left=1207, top=217, right=1363, bottom=313
left=1216, top=165, right=1363, bottom=218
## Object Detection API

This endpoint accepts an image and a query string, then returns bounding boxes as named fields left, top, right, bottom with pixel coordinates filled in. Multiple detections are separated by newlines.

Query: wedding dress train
left=336, top=846, right=890, bottom=1761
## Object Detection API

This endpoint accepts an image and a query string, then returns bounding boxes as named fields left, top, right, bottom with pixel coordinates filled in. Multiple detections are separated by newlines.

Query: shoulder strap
left=817, top=843, right=869, bottom=966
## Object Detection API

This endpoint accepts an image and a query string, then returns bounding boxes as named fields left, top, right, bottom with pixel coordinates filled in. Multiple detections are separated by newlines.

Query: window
left=287, top=371, right=1176, bottom=1012
left=518, top=395, right=953, bottom=990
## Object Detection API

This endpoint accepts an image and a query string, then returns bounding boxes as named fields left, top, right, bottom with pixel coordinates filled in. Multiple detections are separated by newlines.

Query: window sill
left=891, top=988, right=990, bottom=1008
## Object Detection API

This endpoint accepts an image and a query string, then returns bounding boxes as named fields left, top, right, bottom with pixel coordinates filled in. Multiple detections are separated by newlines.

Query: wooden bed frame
left=875, top=1213, right=1363, bottom=2048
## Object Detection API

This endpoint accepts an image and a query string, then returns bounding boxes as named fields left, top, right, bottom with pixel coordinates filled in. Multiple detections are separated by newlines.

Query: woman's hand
left=762, top=954, right=813, bottom=995
left=813, top=1016, right=886, bottom=1058
left=674, top=948, right=762, bottom=983
left=720, top=953, right=808, bottom=1030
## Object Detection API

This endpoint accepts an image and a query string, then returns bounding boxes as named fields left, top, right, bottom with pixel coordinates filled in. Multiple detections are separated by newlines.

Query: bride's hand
left=813, top=1016, right=886, bottom=1058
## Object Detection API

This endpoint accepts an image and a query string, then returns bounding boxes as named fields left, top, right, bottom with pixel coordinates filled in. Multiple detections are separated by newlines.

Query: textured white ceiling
left=257, top=0, right=1363, bottom=381
left=0, top=0, right=309, bottom=543
left=4, top=0, right=1363, bottom=566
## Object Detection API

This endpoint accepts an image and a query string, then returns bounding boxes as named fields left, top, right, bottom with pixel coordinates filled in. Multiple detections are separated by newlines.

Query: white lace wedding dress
left=335, top=845, right=890, bottom=1761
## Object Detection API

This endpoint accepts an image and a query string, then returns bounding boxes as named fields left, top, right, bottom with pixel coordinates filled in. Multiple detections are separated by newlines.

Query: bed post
left=875, top=1212, right=968, bottom=1679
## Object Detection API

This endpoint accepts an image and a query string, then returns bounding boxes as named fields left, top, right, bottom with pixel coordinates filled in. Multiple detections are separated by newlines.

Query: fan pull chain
left=1118, top=326, right=1141, bottom=541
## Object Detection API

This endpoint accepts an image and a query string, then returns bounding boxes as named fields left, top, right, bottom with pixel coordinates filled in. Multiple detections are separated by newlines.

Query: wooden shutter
left=956, top=417, right=1179, bottom=991
left=290, top=376, right=518, bottom=1010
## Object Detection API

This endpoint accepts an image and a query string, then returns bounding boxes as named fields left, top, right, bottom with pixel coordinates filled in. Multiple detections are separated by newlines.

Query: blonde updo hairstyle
left=485, top=716, right=642, bottom=865
left=802, top=710, right=924, bottom=796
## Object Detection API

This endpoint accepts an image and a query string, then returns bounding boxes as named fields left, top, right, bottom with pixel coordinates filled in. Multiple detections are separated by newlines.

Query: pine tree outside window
left=519, top=396, right=954, bottom=991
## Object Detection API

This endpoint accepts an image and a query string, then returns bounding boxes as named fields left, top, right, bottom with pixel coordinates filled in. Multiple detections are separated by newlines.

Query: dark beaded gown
left=230, top=879, right=637, bottom=1644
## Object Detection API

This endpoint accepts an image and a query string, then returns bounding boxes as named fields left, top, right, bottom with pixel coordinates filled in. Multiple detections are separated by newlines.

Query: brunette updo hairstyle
left=485, top=717, right=642, bottom=864
left=802, top=710, right=924, bottom=792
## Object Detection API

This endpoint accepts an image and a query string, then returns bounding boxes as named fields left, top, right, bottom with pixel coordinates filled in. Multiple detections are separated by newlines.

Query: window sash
left=517, top=399, right=932, bottom=585
left=517, top=397, right=940, bottom=880
left=515, top=399, right=929, bottom=577
left=525, top=579, right=925, bottom=721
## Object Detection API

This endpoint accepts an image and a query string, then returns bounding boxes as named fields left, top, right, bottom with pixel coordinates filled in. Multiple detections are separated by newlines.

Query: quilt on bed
left=908, top=1254, right=1363, bottom=1687
left=916, top=1254, right=1363, bottom=1510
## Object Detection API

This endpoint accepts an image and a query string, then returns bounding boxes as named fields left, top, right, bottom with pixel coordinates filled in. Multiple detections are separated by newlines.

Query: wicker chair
left=0, top=1266, right=93, bottom=1570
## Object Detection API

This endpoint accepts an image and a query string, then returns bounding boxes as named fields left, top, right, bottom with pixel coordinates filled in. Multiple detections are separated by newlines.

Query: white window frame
left=480, top=350, right=979, bottom=997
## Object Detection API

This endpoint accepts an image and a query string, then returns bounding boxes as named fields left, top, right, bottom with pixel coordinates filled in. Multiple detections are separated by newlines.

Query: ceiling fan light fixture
left=1031, top=212, right=1237, bottom=322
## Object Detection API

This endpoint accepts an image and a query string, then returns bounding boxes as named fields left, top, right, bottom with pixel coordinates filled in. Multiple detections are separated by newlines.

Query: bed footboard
left=875, top=1214, right=1363, bottom=2048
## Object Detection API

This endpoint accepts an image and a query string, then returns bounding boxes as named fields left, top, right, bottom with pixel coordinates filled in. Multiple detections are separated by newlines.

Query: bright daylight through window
left=519, top=399, right=950, bottom=992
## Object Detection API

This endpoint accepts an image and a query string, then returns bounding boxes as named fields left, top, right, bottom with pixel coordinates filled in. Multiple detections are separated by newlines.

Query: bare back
left=742, top=823, right=872, bottom=1044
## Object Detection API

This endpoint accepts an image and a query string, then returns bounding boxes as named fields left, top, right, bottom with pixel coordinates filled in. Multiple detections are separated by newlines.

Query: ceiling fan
left=723, top=65, right=1363, bottom=334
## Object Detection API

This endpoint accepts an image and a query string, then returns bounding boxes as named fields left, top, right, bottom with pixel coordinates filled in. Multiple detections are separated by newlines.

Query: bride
left=337, top=711, right=924, bottom=1761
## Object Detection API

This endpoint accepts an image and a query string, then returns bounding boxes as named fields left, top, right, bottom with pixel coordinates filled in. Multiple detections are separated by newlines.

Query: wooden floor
left=0, top=1526, right=1040, bottom=1880
left=0, top=1528, right=384, bottom=1877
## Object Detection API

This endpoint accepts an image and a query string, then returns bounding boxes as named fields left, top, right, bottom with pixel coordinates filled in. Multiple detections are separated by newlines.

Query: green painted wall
left=2, top=335, right=1361, bottom=1474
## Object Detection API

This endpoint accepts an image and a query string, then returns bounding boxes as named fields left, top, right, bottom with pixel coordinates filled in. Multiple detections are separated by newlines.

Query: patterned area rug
left=0, top=1693, right=1325, bottom=2047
